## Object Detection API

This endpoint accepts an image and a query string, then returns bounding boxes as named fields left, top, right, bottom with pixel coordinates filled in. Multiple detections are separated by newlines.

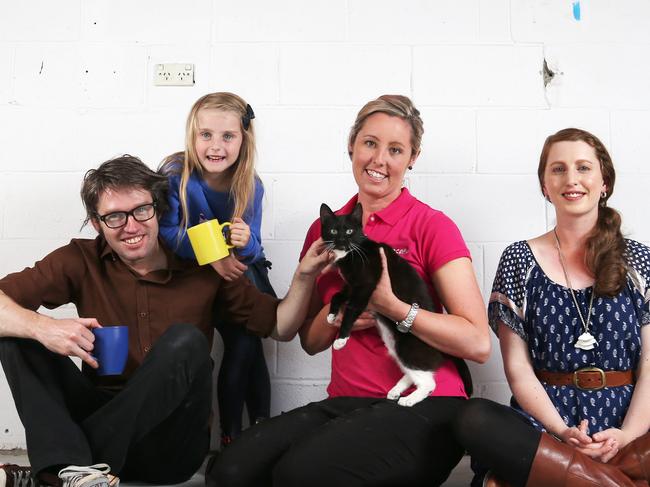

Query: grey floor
left=0, top=451, right=205, bottom=486
left=1, top=451, right=473, bottom=486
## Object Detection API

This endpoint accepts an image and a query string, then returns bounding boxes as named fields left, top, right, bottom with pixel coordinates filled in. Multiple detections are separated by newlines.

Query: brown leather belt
left=535, top=368, right=635, bottom=391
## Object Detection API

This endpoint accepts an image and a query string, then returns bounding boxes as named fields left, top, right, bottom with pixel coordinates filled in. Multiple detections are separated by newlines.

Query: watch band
left=396, top=303, right=419, bottom=333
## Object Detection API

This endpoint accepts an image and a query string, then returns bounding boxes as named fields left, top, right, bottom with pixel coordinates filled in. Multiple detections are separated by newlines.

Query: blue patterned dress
left=488, top=239, right=650, bottom=432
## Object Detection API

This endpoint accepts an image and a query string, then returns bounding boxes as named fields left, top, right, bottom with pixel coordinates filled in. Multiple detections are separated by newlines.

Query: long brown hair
left=538, top=128, right=626, bottom=296
left=159, top=92, right=258, bottom=239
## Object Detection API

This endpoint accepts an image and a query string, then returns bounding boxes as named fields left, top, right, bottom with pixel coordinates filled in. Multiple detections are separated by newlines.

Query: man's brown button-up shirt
left=0, top=237, right=280, bottom=387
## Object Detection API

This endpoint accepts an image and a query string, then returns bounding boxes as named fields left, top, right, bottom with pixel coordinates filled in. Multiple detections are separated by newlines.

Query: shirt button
left=144, top=346, right=150, bottom=353
left=370, top=216, right=375, bottom=222
left=139, top=312, right=147, bottom=317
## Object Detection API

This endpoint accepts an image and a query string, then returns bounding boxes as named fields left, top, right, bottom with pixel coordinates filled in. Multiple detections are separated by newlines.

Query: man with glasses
left=0, top=155, right=331, bottom=486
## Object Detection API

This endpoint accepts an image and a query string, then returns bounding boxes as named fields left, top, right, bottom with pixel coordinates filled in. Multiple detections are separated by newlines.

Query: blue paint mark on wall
left=572, top=1, right=581, bottom=21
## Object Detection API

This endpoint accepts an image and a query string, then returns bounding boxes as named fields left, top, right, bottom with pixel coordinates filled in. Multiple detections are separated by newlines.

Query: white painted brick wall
left=348, top=0, right=481, bottom=43
left=413, top=45, right=547, bottom=107
left=478, top=0, right=512, bottom=43
left=14, top=45, right=84, bottom=108
left=418, top=109, right=477, bottom=174
left=0, top=0, right=79, bottom=41
left=0, top=48, right=12, bottom=104
left=476, top=109, right=610, bottom=174
left=280, top=45, right=412, bottom=105
left=213, top=0, right=347, bottom=42
left=85, top=0, right=213, bottom=44
left=512, top=0, right=650, bottom=43
left=1, top=0, right=650, bottom=449
left=610, top=176, right=650, bottom=242
left=545, top=44, right=650, bottom=109
left=611, top=111, right=650, bottom=174
left=255, top=107, right=353, bottom=174
left=207, top=44, right=280, bottom=105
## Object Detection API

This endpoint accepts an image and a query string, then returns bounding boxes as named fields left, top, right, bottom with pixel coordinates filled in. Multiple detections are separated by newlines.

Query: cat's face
left=320, top=203, right=364, bottom=261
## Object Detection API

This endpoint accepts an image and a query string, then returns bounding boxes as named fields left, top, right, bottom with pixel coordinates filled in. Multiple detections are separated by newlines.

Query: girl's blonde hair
left=160, top=92, right=258, bottom=238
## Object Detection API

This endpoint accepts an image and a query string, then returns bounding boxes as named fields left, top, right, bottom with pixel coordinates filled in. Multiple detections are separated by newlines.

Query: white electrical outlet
left=154, top=63, right=195, bottom=86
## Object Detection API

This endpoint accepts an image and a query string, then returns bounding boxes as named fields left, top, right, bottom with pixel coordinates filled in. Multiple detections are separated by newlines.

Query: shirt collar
left=339, top=188, right=417, bottom=226
left=98, top=235, right=190, bottom=280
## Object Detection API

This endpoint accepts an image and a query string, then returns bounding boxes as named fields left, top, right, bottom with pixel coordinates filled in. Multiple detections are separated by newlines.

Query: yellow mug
left=187, top=219, right=234, bottom=265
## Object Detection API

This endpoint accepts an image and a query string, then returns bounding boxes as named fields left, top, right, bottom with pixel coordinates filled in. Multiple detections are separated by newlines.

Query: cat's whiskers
left=323, top=241, right=336, bottom=253
left=349, top=243, right=368, bottom=265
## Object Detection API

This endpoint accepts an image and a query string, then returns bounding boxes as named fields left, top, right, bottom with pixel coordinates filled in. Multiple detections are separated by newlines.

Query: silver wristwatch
left=396, top=303, right=419, bottom=333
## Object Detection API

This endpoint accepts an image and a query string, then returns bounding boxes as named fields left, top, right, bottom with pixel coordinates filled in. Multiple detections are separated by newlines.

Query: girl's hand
left=229, top=217, right=251, bottom=248
left=297, top=238, right=334, bottom=278
left=210, top=253, right=247, bottom=281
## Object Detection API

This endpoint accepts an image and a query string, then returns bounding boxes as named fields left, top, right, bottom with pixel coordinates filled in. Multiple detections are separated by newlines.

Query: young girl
left=158, top=92, right=274, bottom=448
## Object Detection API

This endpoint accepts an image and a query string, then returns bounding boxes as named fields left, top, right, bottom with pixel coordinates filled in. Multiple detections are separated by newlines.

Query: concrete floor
left=1, top=451, right=474, bottom=486
left=0, top=451, right=204, bottom=486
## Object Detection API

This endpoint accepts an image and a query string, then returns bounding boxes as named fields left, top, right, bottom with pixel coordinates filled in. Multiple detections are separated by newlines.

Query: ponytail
left=586, top=205, right=627, bottom=296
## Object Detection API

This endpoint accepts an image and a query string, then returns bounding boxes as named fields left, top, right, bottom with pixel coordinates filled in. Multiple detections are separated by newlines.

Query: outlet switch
left=154, top=63, right=195, bottom=86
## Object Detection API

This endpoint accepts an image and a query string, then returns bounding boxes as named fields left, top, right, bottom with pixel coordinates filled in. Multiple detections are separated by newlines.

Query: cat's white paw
left=386, top=389, right=401, bottom=401
left=333, top=337, right=349, bottom=350
left=326, top=313, right=336, bottom=324
left=397, top=396, right=417, bottom=407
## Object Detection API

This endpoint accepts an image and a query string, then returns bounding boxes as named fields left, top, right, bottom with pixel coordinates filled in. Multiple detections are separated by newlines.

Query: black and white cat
left=320, top=202, right=473, bottom=406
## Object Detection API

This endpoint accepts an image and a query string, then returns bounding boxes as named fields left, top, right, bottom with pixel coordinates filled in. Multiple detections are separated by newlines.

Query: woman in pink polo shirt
left=209, top=95, right=490, bottom=487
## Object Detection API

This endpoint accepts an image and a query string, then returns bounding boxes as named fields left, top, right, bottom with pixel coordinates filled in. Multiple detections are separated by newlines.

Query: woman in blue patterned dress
left=454, top=128, right=650, bottom=487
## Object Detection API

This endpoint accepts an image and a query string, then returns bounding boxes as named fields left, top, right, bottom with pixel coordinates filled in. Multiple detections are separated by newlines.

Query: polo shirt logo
left=394, top=248, right=409, bottom=255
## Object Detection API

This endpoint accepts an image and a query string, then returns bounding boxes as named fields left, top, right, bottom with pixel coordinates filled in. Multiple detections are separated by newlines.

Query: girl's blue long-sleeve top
left=159, top=170, right=265, bottom=265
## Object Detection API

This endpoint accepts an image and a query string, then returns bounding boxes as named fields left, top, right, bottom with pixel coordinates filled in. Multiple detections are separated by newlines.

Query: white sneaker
left=57, top=464, right=119, bottom=487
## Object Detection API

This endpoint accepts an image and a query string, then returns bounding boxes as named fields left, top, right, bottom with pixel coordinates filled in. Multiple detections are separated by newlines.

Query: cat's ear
left=351, top=203, right=363, bottom=222
left=320, top=203, right=335, bottom=221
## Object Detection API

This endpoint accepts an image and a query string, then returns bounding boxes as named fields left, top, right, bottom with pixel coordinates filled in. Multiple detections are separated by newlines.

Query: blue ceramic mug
left=92, top=326, right=129, bottom=376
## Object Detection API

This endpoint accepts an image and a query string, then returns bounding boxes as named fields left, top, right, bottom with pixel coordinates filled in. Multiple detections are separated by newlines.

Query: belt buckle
left=573, top=367, right=606, bottom=390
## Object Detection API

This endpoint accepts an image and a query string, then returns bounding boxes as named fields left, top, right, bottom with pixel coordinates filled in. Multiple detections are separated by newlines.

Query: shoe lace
left=2, top=465, right=35, bottom=487
left=58, top=464, right=118, bottom=487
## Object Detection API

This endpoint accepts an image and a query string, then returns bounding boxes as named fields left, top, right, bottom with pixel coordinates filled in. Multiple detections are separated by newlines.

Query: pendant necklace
left=553, top=229, right=598, bottom=351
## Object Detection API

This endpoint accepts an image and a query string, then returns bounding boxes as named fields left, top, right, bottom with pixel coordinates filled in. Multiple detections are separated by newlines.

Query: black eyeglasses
left=97, top=202, right=157, bottom=229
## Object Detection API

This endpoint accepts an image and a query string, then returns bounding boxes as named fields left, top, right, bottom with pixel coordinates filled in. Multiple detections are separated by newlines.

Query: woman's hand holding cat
left=211, top=253, right=248, bottom=281
left=352, top=311, right=378, bottom=330
left=327, top=309, right=377, bottom=331
left=368, top=248, right=406, bottom=320
left=229, top=217, right=251, bottom=248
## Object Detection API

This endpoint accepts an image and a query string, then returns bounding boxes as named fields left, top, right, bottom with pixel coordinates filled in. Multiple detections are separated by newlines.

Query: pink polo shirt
left=300, top=188, right=471, bottom=398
